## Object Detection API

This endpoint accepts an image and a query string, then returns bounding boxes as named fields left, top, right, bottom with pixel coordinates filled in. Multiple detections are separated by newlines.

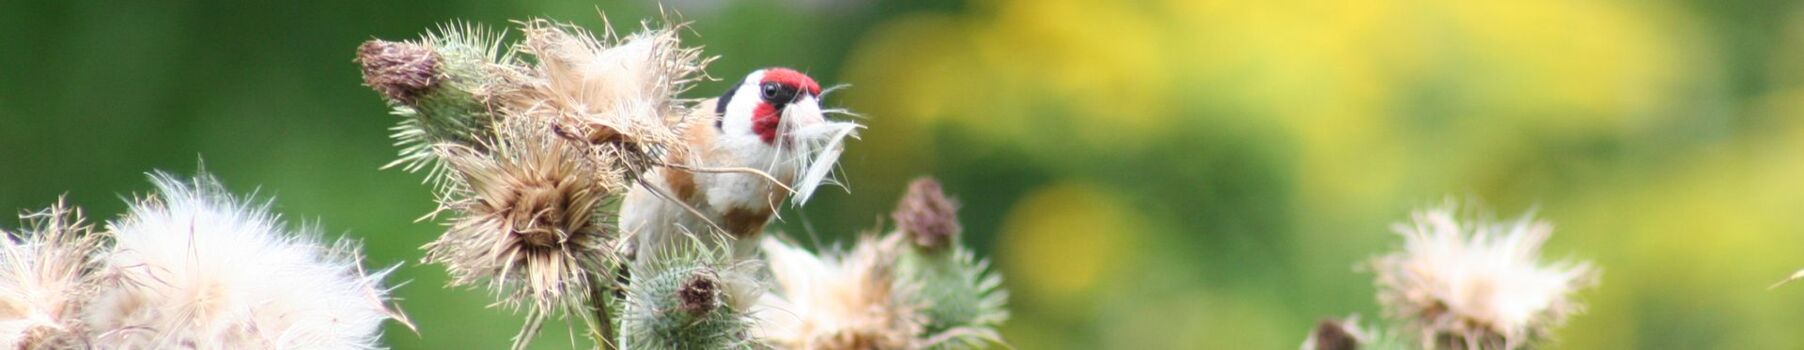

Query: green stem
left=588, top=272, right=616, bottom=350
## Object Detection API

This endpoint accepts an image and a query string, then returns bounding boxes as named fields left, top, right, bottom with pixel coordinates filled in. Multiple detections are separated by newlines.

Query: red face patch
left=752, top=102, right=781, bottom=144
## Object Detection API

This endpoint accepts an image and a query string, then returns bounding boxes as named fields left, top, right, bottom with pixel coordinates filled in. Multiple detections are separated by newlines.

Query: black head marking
left=715, top=75, right=747, bottom=129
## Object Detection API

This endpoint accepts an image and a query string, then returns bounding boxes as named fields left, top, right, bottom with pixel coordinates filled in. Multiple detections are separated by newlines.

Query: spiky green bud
left=888, top=176, right=1008, bottom=349
left=358, top=23, right=524, bottom=175
left=621, top=241, right=755, bottom=349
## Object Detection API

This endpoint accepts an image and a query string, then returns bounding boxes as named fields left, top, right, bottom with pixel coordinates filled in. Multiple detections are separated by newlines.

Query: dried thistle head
left=678, top=269, right=720, bottom=318
left=514, top=18, right=708, bottom=180
left=357, top=40, right=440, bottom=105
left=755, top=236, right=922, bottom=350
left=86, top=172, right=407, bottom=349
left=0, top=199, right=106, bottom=348
left=1371, top=203, right=1597, bottom=349
left=425, top=118, right=622, bottom=330
left=891, top=177, right=962, bottom=251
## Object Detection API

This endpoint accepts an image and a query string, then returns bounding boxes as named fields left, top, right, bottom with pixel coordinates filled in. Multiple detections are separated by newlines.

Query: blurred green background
left=5, top=0, right=1804, bottom=348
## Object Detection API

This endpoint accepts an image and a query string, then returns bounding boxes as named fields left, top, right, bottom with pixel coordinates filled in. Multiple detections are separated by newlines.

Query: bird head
left=716, top=67, right=825, bottom=146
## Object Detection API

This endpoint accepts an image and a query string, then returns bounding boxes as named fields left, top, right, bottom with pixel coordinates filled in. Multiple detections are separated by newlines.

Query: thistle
left=888, top=178, right=1007, bottom=349
left=755, top=235, right=921, bottom=350
left=620, top=237, right=759, bottom=349
left=355, top=14, right=1009, bottom=350
left=0, top=199, right=106, bottom=349
left=85, top=172, right=407, bottom=349
left=361, top=16, right=717, bottom=349
left=753, top=177, right=1009, bottom=350
left=892, top=178, right=961, bottom=251
left=1370, top=203, right=1597, bottom=349
left=512, top=18, right=707, bottom=179
left=357, top=23, right=527, bottom=180
left=423, top=118, right=622, bottom=346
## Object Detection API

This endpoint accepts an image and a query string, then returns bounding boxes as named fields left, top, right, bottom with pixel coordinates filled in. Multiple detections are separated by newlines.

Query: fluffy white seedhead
left=754, top=236, right=920, bottom=349
left=0, top=200, right=106, bottom=348
left=516, top=18, right=707, bottom=176
left=85, top=172, right=406, bottom=349
left=1371, top=204, right=1597, bottom=350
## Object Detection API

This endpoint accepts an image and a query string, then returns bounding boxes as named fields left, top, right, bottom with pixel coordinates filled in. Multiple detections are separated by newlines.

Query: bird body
left=625, top=68, right=856, bottom=258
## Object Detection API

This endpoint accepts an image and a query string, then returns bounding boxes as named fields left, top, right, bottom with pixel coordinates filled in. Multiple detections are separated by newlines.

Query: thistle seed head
left=426, top=118, right=621, bottom=320
left=85, top=172, right=407, bottom=349
left=0, top=199, right=106, bottom=348
left=754, top=236, right=921, bottom=349
left=514, top=19, right=707, bottom=180
left=1371, top=202, right=1597, bottom=350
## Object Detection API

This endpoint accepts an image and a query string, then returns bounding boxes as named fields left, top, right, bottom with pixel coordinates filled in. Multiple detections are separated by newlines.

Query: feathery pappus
left=1371, top=203, right=1597, bottom=350
left=753, top=235, right=920, bottom=350
left=85, top=172, right=408, bottom=349
left=513, top=18, right=704, bottom=180
left=624, top=67, right=863, bottom=259
left=0, top=200, right=106, bottom=349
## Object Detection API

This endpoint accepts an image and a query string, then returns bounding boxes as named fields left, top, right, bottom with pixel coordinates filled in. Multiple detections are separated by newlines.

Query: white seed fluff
left=0, top=201, right=104, bottom=348
left=84, top=172, right=404, bottom=349
left=1373, top=204, right=1597, bottom=349
left=754, top=236, right=918, bottom=349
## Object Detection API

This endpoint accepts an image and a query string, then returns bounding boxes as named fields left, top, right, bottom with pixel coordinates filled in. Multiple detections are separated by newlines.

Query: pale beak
left=783, top=94, right=825, bottom=126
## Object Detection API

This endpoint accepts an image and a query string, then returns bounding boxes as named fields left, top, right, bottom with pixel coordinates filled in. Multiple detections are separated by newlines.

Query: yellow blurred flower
left=844, top=0, right=1176, bottom=158
left=998, top=182, right=1144, bottom=314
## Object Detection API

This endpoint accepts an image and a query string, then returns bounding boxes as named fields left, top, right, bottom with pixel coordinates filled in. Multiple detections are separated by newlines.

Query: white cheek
left=719, top=83, right=763, bottom=136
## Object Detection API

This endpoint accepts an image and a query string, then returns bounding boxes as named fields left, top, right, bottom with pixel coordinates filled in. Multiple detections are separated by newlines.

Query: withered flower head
left=425, top=118, right=622, bottom=319
left=514, top=18, right=708, bottom=177
left=1371, top=203, right=1597, bottom=350
left=0, top=199, right=105, bottom=348
left=678, top=269, right=720, bottom=318
left=357, top=40, right=440, bottom=105
left=754, top=236, right=921, bottom=349
left=892, top=177, right=962, bottom=251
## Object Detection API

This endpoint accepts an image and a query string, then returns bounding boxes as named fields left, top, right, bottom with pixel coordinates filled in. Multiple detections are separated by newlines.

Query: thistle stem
left=587, top=272, right=616, bottom=350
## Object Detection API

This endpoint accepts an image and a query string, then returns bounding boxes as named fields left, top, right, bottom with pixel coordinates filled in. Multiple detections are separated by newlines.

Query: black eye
left=760, top=82, right=798, bottom=103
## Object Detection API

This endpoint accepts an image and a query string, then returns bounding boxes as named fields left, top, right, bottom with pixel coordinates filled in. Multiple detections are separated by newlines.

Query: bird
left=623, top=67, right=860, bottom=260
